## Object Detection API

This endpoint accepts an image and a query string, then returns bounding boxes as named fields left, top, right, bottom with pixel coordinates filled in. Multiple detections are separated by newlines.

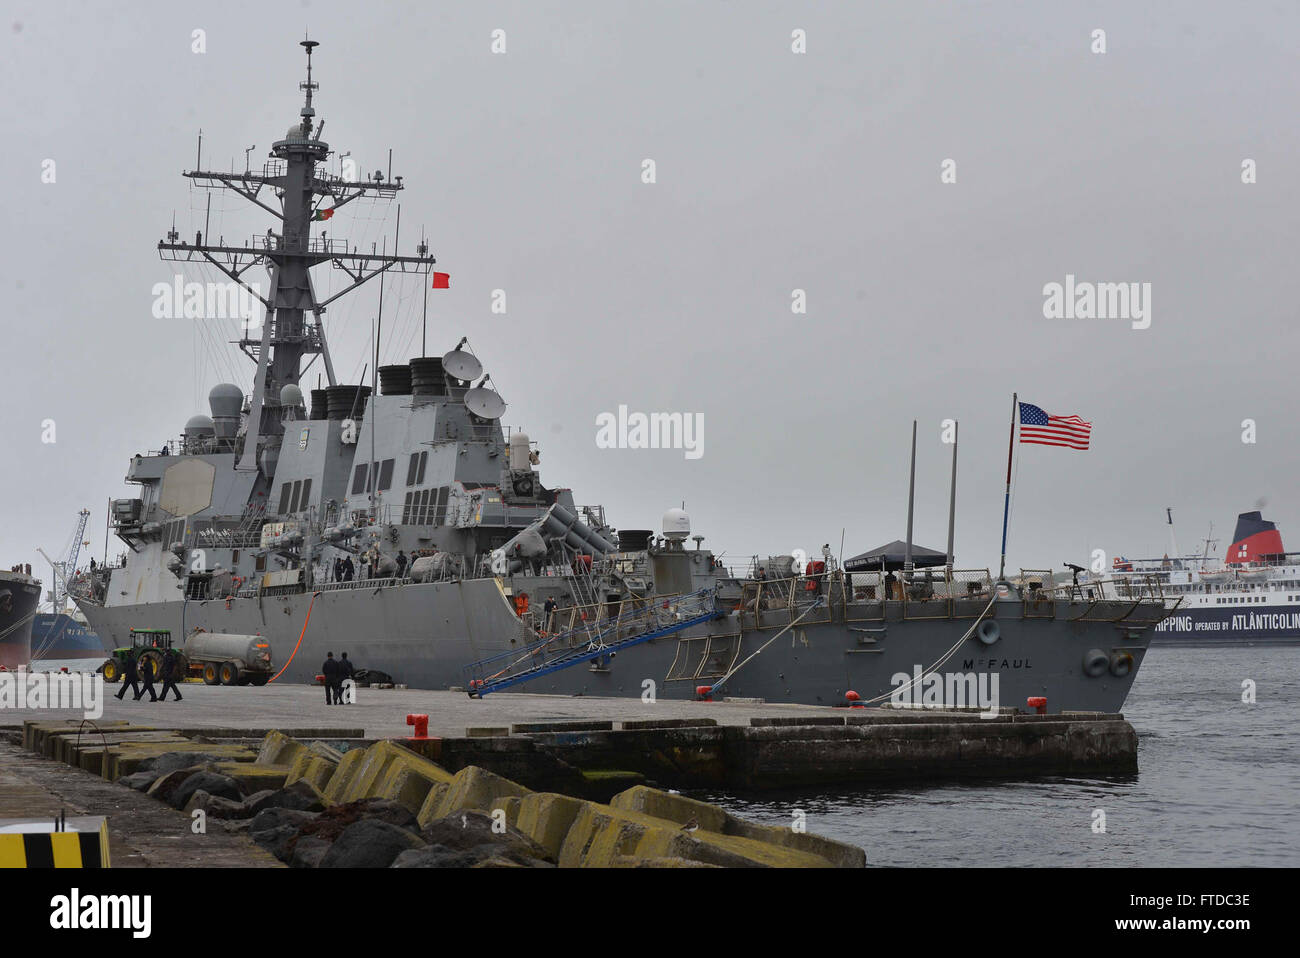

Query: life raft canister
left=977, top=619, right=1000, bottom=645
left=805, top=560, right=825, bottom=590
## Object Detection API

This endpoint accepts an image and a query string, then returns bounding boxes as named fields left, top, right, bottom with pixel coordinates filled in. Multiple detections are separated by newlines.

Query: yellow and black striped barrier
left=0, top=816, right=110, bottom=868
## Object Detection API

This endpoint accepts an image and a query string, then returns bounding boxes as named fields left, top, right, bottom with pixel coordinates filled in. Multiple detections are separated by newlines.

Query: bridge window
left=352, top=463, right=368, bottom=495
left=378, top=459, right=395, bottom=491
left=278, top=482, right=293, bottom=514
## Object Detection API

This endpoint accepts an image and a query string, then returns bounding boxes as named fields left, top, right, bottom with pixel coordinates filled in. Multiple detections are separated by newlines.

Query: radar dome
left=280, top=384, right=305, bottom=408
left=184, top=415, right=216, bottom=436
left=208, top=383, right=243, bottom=420
left=662, top=507, right=691, bottom=541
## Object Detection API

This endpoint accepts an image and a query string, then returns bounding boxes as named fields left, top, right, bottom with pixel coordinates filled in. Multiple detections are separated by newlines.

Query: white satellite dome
left=280, top=383, right=305, bottom=408
left=662, top=507, right=691, bottom=541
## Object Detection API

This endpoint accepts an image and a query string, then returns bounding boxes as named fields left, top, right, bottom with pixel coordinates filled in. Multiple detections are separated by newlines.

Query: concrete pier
left=3, top=683, right=1136, bottom=791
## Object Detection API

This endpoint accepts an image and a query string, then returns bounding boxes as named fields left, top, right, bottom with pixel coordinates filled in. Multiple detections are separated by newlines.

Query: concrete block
left=609, top=785, right=864, bottom=867
left=256, top=730, right=309, bottom=766
left=465, top=726, right=510, bottom=738
left=510, top=721, right=614, bottom=734
left=418, top=765, right=531, bottom=826
left=321, top=747, right=369, bottom=805
left=619, top=718, right=717, bottom=730
left=107, top=743, right=255, bottom=780
left=748, top=716, right=845, bottom=728
left=558, top=802, right=834, bottom=868
left=513, top=792, right=588, bottom=858
left=210, top=761, right=291, bottom=793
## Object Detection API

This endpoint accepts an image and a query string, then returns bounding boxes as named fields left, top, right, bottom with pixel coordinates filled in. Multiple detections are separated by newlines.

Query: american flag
left=1018, top=402, right=1091, bottom=450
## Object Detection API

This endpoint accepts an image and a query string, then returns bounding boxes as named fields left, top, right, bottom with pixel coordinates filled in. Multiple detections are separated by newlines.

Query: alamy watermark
left=595, top=405, right=704, bottom=460
left=151, top=276, right=264, bottom=331
left=0, top=671, right=104, bottom=719
left=1042, top=274, right=1151, bottom=330
left=890, top=665, right=1000, bottom=718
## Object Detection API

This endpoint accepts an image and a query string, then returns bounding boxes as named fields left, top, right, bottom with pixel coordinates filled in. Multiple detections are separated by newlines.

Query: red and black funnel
left=1226, top=511, right=1285, bottom=564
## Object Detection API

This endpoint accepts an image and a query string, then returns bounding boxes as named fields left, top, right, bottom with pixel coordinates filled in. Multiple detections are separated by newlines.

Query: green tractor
left=99, top=628, right=188, bottom=684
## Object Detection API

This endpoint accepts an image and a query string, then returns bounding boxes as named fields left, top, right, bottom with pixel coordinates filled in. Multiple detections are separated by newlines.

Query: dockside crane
left=36, top=508, right=91, bottom=611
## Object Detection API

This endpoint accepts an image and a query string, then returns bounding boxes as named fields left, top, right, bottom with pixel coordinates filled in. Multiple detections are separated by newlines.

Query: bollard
left=406, top=713, right=430, bottom=739
left=696, top=685, right=713, bottom=702
left=1027, top=696, right=1047, bottom=715
left=845, top=690, right=865, bottom=709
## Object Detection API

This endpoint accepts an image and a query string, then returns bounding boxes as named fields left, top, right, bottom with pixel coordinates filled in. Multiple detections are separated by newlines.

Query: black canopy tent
left=843, top=540, right=948, bottom=572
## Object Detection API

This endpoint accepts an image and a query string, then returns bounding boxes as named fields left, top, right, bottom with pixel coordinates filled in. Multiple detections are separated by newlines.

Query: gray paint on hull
left=78, top=585, right=1149, bottom=713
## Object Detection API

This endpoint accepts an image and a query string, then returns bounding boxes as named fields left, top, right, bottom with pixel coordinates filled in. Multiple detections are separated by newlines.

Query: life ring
left=1109, top=651, right=1134, bottom=677
left=977, top=619, right=1000, bottom=645
left=1083, top=648, right=1109, bottom=678
left=232, top=576, right=244, bottom=589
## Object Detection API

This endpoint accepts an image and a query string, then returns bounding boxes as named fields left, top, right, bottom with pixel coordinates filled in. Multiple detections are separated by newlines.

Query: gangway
left=463, top=588, right=724, bottom=697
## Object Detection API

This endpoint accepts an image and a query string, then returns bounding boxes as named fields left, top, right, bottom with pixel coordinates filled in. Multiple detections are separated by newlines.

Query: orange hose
left=268, top=591, right=320, bottom=683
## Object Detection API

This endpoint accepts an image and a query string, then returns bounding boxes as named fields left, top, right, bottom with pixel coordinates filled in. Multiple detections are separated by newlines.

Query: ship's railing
left=1017, top=569, right=1057, bottom=619
left=314, top=576, right=410, bottom=594
left=467, top=589, right=721, bottom=693
left=195, top=527, right=264, bottom=549
left=734, top=573, right=836, bottom=631
left=900, top=568, right=996, bottom=620
left=513, top=589, right=702, bottom=650
left=1035, top=573, right=1173, bottom=624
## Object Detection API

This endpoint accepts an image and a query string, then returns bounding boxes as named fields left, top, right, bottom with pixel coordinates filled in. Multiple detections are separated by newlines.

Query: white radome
left=662, top=507, right=691, bottom=540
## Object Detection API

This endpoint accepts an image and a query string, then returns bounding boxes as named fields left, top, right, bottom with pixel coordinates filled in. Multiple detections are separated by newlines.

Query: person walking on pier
left=135, top=653, right=159, bottom=702
left=115, top=650, right=143, bottom=701
left=339, top=652, right=355, bottom=704
left=322, top=652, right=340, bottom=705
left=157, top=647, right=183, bottom=702
left=342, top=556, right=355, bottom=582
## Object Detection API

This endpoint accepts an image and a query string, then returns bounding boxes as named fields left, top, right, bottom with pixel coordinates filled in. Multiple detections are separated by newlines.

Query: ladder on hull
left=463, top=588, right=723, bottom=697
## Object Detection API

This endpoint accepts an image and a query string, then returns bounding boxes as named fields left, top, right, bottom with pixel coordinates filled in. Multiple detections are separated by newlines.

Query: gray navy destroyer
left=73, top=41, right=1172, bottom=712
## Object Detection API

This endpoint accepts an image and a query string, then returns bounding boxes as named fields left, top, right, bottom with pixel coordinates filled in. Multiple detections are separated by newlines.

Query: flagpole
left=997, top=392, right=1017, bottom=581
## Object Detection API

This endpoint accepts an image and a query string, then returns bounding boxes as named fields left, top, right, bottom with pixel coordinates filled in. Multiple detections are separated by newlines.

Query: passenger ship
left=1107, top=511, right=1300, bottom=646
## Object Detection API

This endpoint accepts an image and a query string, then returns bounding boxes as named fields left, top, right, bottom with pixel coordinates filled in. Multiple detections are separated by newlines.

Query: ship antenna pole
left=904, top=420, right=916, bottom=576
left=371, top=245, right=383, bottom=521
left=997, top=393, right=1018, bottom=582
left=420, top=228, right=429, bottom=357
left=946, top=420, right=958, bottom=576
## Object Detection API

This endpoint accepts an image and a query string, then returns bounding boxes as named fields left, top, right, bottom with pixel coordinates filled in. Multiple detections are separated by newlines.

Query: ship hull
left=1150, top=605, right=1300, bottom=647
left=0, top=574, right=41, bottom=670
left=30, top=613, right=111, bottom=662
left=78, top=583, right=1153, bottom=713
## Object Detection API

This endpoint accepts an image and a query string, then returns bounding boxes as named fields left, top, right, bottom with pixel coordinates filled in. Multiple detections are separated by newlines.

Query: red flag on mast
left=431, top=272, right=450, bottom=288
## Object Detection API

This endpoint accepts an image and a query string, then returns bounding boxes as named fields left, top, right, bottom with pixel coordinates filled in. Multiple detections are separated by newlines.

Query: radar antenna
left=155, top=39, right=435, bottom=473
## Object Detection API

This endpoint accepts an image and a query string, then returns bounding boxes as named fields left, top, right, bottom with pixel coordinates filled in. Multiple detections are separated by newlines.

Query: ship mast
left=157, top=39, right=434, bottom=473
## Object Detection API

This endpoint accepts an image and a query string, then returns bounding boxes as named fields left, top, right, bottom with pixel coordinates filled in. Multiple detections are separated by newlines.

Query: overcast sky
left=3, top=1, right=1298, bottom=582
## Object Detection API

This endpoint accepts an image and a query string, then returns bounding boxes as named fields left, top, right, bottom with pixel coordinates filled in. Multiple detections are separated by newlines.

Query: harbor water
left=701, top=647, right=1300, bottom=867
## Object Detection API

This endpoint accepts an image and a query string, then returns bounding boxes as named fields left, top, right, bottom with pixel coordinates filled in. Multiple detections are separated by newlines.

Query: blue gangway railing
left=462, top=588, right=724, bottom=697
